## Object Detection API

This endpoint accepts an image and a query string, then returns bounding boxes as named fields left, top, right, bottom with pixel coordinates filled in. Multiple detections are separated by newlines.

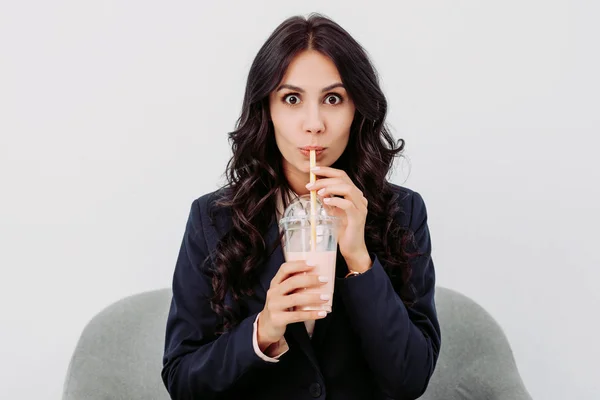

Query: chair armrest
left=455, top=355, right=532, bottom=400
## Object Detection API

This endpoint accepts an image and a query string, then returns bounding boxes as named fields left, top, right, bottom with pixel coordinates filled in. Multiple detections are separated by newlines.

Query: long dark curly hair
left=208, top=13, right=418, bottom=332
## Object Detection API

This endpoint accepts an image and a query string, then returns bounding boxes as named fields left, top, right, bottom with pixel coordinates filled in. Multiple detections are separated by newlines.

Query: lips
left=300, top=146, right=325, bottom=151
left=299, top=148, right=325, bottom=157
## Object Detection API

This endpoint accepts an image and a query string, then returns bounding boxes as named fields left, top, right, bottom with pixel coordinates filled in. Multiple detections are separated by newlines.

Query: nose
left=302, top=104, right=325, bottom=135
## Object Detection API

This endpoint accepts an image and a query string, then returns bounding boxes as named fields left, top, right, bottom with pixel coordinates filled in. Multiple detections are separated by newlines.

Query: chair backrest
left=421, top=287, right=531, bottom=400
left=63, top=287, right=530, bottom=400
left=62, top=289, right=172, bottom=400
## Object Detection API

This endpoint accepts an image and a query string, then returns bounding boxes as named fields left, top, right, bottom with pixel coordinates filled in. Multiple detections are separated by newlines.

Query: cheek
left=272, top=115, right=300, bottom=155
left=329, top=101, right=354, bottom=124
left=272, top=122, right=296, bottom=147
left=271, top=105, right=299, bottom=136
left=328, top=110, right=353, bottom=154
left=331, top=108, right=354, bottom=136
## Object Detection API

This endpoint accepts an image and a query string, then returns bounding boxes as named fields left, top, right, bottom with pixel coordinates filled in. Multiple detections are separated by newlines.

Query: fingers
left=322, top=196, right=356, bottom=212
left=322, top=186, right=367, bottom=212
left=269, top=308, right=328, bottom=328
left=263, top=261, right=331, bottom=337
left=279, top=292, right=330, bottom=311
left=310, top=166, right=348, bottom=180
left=306, top=178, right=344, bottom=191
left=270, top=260, right=314, bottom=287
left=305, top=168, right=368, bottom=212
left=287, top=310, right=328, bottom=323
left=306, top=179, right=365, bottom=210
left=266, top=275, right=330, bottom=326
left=277, top=272, right=328, bottom=295
left=317, top=184, right=357, bottom=200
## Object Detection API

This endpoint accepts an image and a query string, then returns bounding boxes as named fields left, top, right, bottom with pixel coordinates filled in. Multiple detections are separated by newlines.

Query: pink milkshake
left=284, top=250, right=336, bottom=312
left=279, top=194, right=340, bottom=313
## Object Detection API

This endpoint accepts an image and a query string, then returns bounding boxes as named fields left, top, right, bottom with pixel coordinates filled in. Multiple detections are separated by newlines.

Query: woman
left=162, top=13, right=441, bottom=400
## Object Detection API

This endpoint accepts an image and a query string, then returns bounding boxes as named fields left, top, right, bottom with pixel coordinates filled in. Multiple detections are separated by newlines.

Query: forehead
left=280, top=50, right=342, bottom=90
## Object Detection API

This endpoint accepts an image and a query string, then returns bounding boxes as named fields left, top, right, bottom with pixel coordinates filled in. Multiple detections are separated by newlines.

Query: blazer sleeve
left=337, top=191, right=442, bottom=399
left=161, top=198, right=276, bottom=399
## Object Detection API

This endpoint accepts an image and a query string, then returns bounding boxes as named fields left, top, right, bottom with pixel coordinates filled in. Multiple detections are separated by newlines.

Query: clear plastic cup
left=279, top=194, right=340, bottom=312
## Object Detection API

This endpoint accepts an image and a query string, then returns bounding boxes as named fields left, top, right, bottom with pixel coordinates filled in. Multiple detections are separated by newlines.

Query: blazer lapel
left=285, top=322, right=323, bottom=376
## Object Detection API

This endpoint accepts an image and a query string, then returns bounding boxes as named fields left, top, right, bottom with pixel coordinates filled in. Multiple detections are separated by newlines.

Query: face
left=269, top=50, right=355, bottom=182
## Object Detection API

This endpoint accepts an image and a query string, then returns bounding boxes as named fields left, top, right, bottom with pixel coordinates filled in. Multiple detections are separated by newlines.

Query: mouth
left=299, top=146, right=326, bottom=157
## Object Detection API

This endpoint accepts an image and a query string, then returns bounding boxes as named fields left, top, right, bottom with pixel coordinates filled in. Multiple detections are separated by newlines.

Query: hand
left=306, top=166, right=372, bottom=272
left=257, top=260, right=329, bottom=350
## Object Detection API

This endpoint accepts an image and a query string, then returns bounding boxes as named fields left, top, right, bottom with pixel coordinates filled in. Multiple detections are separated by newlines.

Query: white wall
left=1, top=1, right=598, bottom=398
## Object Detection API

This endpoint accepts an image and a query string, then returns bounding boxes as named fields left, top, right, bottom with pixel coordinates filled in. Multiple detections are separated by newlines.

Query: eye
left=284, top=94, right=300, bottom=105
left=324, top=94, right=343, bottom=105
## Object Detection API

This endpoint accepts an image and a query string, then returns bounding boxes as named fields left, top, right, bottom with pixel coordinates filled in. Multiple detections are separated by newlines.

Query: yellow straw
left=309, top=150, right=317, bottom=252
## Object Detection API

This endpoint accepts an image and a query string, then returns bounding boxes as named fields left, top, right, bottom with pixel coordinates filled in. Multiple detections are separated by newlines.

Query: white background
left=1, top=1, right=599, bottom=399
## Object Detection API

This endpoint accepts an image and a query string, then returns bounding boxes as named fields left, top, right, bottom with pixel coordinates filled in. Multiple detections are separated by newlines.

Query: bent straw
left=309, top=150, right=317, bottom=252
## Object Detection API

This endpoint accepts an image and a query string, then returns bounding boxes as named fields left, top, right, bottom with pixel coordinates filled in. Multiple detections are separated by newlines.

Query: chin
left=296, top=160, right=312, bottom=173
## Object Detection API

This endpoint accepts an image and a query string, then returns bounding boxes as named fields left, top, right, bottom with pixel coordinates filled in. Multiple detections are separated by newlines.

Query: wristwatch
left=344, top=254, right=373, bottom=278
left=344, top=270, right=363, bottom=278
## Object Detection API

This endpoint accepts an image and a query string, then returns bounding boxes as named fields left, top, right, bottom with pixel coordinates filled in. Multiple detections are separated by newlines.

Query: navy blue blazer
left=162, top=184, right=441, bottom=400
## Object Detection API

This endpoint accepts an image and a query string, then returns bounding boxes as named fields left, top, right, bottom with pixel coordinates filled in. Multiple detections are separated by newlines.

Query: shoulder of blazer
left=193, top=187, right=233, bottom=258
left=387, top=182, right=426, bottom=230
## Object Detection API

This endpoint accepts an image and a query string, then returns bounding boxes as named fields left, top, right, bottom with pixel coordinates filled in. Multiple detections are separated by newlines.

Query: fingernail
left=306, top=259, right=316, bottom=266
left=305, top=183, right=314, bottom=189
left=318, top=276, right=329, bottom=283
left=318, top=311, right=327, bottom=317
left=311, top=166, right=320, bottom=171
left=323, top=197, right=331, bottom=203
left=317, top=188, right=325, bottom=195
left=320, top=294, right=331, bottom=300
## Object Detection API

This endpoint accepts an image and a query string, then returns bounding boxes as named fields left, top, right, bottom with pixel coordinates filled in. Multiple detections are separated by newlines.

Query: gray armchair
left=62, top=287, right=532, bottom=400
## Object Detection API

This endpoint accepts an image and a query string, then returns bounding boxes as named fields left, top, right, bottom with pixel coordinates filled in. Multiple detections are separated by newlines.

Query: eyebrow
left=276, top=82, right=345, bottom=93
